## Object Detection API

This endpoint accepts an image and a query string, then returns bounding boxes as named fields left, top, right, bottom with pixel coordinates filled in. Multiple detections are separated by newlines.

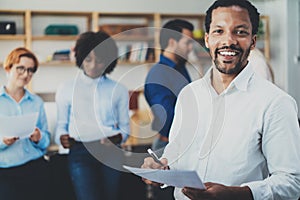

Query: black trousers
left=0, top=157, right=51, bottom=200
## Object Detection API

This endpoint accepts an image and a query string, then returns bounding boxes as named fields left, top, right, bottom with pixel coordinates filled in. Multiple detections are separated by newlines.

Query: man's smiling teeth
left=219, top=51, right=237, bottom=56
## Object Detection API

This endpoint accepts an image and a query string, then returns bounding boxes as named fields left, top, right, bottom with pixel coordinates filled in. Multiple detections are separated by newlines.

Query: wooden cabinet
left=30, top=11, right=93, bottom=67
left=0, top=10, right=271, bottom=67
left=0, top=10, right=272, bottom=147
left=95, top=13, right=156, bottom=65
left=0, top=10, right=28, bottom=61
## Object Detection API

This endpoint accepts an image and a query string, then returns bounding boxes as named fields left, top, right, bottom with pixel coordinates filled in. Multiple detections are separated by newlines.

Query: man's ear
left=169, top=38, right=177, bottom=47
left=166, top=38, right=177, bottom=51
left=250, top=35, right=257, bottom=50
left=204, top=32, right=209, bottom=49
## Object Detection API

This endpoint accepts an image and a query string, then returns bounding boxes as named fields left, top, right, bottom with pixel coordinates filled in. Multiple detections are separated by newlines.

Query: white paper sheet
left=0, top=112, right=38, bottom=138
left=123, top=165, right=206, bottom=189
left=73, top=121, right=120, bottom=142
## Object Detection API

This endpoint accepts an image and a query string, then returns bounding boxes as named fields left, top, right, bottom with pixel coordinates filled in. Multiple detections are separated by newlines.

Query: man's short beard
left=214, top=46, right=251, bottom=75
left=214, top=59, right=243, bottom=75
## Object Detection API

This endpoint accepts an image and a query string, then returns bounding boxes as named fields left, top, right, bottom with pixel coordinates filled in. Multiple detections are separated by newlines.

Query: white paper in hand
left=123, top=165, right=206, bottom=189
left=0, top=112, right=38, bottom=138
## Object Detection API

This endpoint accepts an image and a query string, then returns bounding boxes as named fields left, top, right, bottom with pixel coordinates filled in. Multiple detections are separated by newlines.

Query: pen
left=147, top=148, right=164, bottom=166
left=147, top=148, right=169, bottom=189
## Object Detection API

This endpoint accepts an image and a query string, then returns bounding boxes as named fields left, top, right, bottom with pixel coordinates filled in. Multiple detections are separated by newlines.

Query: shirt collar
left=79, top=70, right=104, bottom=85
left=159, top=54, right=176, bottom=68
left=204, top=62, right=255, bottom=94
left=0, top=86, right=33, bottom=100
left=230, top=63, right=254, bottom=92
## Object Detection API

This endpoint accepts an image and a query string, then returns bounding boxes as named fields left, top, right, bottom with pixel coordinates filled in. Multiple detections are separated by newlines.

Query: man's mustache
left=216, top=44, right=243, bottom=53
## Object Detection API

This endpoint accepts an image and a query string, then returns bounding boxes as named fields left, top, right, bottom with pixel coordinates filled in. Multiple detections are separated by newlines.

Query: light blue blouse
left=55, top=72, right=130, bottom=144
left=0, top=86, right=50, bottom=168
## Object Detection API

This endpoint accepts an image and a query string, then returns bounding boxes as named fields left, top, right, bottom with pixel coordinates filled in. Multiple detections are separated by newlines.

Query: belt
left=158, top=134, right=169, bottom=142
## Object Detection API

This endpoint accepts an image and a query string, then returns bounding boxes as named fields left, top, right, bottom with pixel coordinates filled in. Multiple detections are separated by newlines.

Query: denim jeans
left=68, top=141, right=123, bottom=200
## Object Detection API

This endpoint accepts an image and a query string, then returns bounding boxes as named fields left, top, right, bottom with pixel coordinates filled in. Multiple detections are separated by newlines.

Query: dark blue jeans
left=68, top=141, right=123, bottom=200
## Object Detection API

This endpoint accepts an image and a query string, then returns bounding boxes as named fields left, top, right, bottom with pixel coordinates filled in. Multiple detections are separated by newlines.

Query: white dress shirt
left=163, top=64, right=300, bottom=200
left=55, top=71, right=130, bottom=144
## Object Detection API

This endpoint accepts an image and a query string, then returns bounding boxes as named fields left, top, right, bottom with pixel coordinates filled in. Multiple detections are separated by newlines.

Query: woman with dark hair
left=55, top=31, right=130, bottom=200
left=0, top=47, right=50, bottom=200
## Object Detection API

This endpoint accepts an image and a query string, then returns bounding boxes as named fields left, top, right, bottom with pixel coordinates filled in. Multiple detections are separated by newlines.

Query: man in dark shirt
left=144, top=18, right=194, bottom=200
left=144, top=19, right=194, bottom=156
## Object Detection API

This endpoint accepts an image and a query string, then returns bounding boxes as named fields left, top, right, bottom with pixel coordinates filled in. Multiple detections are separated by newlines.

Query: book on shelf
left=52, top=49, right=71, bottom=61
left=118, top=42, right=154, bottom=63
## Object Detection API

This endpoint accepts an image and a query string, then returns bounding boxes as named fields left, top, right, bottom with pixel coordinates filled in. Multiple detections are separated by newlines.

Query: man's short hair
left=160, top=19, right=194, bottom=51
left=205, top=0, right=260, bottom=35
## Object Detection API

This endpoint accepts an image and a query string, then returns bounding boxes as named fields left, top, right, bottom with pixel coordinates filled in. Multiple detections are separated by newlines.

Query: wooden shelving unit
left=0, top=9, right=271, bottom=147
left=0, top=10, right=271, bottom=66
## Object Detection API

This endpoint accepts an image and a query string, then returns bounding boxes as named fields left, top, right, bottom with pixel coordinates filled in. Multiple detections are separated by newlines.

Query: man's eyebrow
left=210, top=24, right=250, bottom=29
left=235, top=24, right=250, bottom=29
left=211, top=25, right=223, bottom=29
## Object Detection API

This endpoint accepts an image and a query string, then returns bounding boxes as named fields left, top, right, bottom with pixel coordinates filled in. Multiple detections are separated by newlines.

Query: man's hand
left=182, top=182, right=253, bottom=200
left=60, top=134, right=75, bottom=148
left=141, top=157, right=169, bottom=186
left=30, top=128, right=41, bottom=143
left=108, top=133, right=122, bottom=144
left=100, top=133, right=122, bottom=145
left=3, top=136, right=19, bottom=145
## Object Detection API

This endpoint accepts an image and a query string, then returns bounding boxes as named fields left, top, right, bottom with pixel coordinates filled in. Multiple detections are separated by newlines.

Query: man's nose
left=221, top=32, right=238, bottom=47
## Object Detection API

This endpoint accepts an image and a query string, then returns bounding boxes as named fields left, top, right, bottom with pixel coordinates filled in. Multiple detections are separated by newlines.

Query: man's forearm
left=228, top=186, right=253, bottom=200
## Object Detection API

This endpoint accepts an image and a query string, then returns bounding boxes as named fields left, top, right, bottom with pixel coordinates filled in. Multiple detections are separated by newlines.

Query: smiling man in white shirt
left=142, top=0, right=300, bottom=199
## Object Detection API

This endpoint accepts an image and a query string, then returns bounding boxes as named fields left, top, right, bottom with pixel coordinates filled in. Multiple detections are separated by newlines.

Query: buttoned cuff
left=31, top=131, right=50, bottom=150
left=241, top=181, right=273, bottom=200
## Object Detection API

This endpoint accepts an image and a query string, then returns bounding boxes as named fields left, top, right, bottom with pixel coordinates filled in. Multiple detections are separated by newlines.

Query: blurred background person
left=144, top=19, right=194, bottom=200
left=0, top=47, right=50, bottom=200
left=55, top=31, right=130, bottom=200
left=249, top=47, right=274, bottom=82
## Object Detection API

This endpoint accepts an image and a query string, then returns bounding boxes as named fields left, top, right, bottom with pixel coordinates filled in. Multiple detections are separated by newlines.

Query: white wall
left=286, top=0, right=300, bottom=117
left=263, top=0, right=288, bottom=90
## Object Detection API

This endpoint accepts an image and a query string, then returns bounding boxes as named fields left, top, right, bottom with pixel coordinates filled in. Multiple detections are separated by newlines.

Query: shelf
left=0, top=10, right=270, bottom=68
left=118, top=61, right=154, bottom=65
left=159, top=13, right=205, bottom=19
left=31, top=10, right=92, bottom=17
left=113, top=35, right=154, bottom=41
left=40, top=60, right=75, bottom=67
left=0, top=10, right=25, bottom=15
left=0, top=34, right=26, bottom=40
left=32, top=35, right=78, bottom=41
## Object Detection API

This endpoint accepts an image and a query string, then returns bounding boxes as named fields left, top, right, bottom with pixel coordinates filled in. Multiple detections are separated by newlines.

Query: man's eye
left=236, top=30, right=249, bottom=35
left=212, top=29, right=223, bottom=34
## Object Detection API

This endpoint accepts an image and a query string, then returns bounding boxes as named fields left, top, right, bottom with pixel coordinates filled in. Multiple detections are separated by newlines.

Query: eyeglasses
left=15, top=66, right=37, bottom=75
